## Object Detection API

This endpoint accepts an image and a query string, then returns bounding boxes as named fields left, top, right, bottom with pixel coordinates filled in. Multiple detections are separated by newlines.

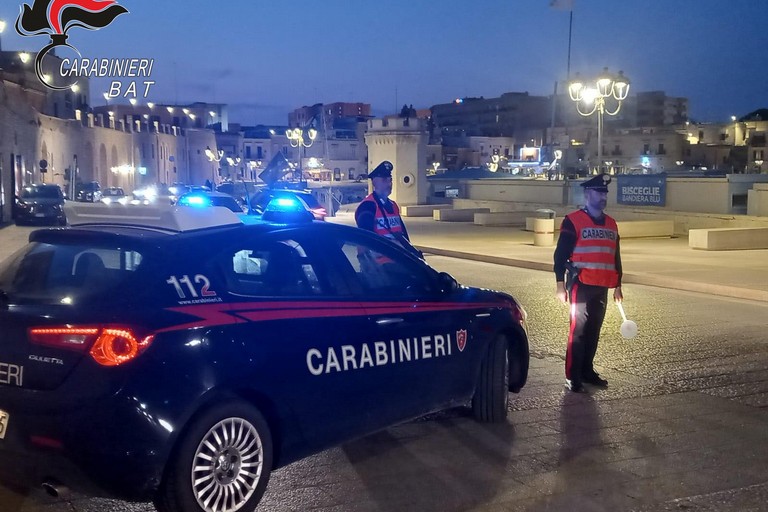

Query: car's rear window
left=0, top=242, right=145, bottom=302
left=212, top=197, right=243, bottom=212
left=295, top=193, right=321, bottom=209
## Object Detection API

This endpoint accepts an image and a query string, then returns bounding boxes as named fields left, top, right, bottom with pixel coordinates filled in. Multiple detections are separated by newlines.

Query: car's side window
left=225, top=238, right=322, bottom=297
left=336, top=237, right=435, bottom=298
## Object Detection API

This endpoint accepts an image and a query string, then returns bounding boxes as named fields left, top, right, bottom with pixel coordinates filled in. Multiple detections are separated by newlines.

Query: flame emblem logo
left=15, top=0, right=128, bottom=90
left=456, top=329, right=467, bottom=352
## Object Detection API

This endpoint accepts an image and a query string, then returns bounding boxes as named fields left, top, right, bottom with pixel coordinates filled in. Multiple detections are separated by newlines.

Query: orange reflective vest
left=360, top=193, right=405, bottom=241
left=568, top=209, right=619, bottom=288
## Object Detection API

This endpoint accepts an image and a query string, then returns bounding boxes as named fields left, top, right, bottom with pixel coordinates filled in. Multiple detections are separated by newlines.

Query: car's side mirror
left=437, top=272, right=459, bottom=294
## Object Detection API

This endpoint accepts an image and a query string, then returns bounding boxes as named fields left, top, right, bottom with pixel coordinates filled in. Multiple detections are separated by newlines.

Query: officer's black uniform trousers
left=566, top=281, right=608, bottom=384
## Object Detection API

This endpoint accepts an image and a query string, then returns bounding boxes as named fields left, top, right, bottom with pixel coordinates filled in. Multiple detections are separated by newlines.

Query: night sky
left=2, top=0, right=767, bottom=125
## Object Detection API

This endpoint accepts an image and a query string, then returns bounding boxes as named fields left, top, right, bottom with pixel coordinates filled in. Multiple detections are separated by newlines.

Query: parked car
left=75, top=181, right=102, bottom=202
left=251, top=188, right=327, bottom=220
left=0, top=202, right=529, bottom=512
left=100, top=187, right=128, bottom=204
left=13, top=184, right=66, bottom=225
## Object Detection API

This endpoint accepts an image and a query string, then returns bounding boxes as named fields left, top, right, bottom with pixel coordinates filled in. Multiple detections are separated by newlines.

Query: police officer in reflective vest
left=355, top=160, right=413, bottom=250
left=554, top=173, right=623, bottom=393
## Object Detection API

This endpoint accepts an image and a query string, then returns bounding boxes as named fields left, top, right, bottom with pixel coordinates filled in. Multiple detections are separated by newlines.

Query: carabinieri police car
left=0, top=199, right=529, bottom=512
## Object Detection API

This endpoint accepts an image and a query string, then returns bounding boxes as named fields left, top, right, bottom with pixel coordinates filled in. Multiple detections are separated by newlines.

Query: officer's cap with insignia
left=580, top=173, right=612, bottom=193
left=368, top=160, right=393, bottom=179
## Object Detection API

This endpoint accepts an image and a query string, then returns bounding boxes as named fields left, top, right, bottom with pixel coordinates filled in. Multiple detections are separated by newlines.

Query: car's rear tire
left=472, top=335, right=509, bottom=423
left=155, top=401, right=273, bottom=512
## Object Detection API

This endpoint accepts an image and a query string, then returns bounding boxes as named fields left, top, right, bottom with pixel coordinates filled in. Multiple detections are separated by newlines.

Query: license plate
left=0, top=409, right=8, bottom=439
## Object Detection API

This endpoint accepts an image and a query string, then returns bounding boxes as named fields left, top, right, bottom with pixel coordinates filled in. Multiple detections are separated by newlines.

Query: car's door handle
left=475, top=313, right=491, bottom=318
left=375, top=317, right=404, bottom=325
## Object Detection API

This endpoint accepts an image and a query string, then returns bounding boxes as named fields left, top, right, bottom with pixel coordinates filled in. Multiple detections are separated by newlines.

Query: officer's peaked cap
left=580, top=173, right=611, bottom=192
left=368, top=160, right=393, bottom=179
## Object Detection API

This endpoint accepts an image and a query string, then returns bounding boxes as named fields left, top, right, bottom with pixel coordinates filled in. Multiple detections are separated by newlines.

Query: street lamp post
left=226, top=156, right=242, bottom=180
left=285, top=127, right=317, bottom=181
left=755, top=159, right=764, bottom=174
left=568, top=68, right=630, bottom=175
left=205, top=146, right=223, bottom=185
left=0, top=19, right=6, bottom=51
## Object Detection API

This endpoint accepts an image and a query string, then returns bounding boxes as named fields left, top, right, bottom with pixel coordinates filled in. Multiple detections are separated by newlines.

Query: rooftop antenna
left=394, top=86, right=398, bottom=116
left=173, top=61, right=178, bottom=105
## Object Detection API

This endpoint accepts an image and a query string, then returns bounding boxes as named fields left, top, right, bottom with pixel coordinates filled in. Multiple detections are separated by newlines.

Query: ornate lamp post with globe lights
left=285, top=127, right=317, bottom=180
left=226, top=156, right=242, bottom=180
left=205, top=146, right=223, bottom=185
left=568, top=68, right=630, bottom=174
left=0, top=19, right=6, bottom=51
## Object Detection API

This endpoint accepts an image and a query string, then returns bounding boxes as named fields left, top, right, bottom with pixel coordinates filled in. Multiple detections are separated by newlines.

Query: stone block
left=433, top=208, right=491, bottom=222
left=688, top=227, right=768, bottom=250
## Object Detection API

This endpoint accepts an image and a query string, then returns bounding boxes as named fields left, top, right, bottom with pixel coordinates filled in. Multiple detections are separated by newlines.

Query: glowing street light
left=226, top=156, right=242, bottom=178
left=205, top=146, right=223, bottom=162
left=205, top=146, right=223, bottom=185
left=0, top=19, right=6, bottom=51
left=285, top=127, right=317, bottom=179
left=569, top=68, right=630, bottom=174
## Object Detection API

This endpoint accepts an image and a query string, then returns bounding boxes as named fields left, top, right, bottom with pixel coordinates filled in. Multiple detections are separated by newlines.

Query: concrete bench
left=689, top=227, right=768, bottom=250
left=434, top=208, right=491, bottom=222
left=474, top=211, right=530, bottom=226
left=401, top=204, right=452, bottom=217
left=616, top=220, right=674, bottom=238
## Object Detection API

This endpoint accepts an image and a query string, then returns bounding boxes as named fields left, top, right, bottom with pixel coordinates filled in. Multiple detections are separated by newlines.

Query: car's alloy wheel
left=156, top=402, right=273, bottom=512
left=191, top=417, right=264, bottom=512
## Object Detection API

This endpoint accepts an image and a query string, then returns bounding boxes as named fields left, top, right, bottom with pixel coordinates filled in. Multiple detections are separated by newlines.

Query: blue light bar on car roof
left=178, top=194, right=212, bottom=207
left=64, top=202, right=242, bottom=231
left=261, top=196, right=313, bottom=223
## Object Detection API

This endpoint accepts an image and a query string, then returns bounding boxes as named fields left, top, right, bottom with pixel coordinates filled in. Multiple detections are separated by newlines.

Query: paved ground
left=1, top=214, right=767, bottom=511
left=331, top=212, right=768, bottom=302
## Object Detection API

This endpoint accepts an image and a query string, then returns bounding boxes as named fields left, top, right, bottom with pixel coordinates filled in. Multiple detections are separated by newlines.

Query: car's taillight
left=28, top=326, right=154, bottom=367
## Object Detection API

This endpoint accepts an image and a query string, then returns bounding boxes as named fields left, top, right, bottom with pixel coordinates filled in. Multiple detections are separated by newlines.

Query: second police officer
left=554, top=173, right=624, bottom=393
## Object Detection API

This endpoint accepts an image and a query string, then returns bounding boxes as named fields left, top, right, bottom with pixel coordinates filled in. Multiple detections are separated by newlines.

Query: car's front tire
left=155, top=401, right=273, bottom=512
left=472, top=335, right=509, bottom=423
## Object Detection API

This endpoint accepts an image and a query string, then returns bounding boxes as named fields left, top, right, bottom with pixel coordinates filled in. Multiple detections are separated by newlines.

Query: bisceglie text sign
left=616, top=173, right=667, bottom=206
